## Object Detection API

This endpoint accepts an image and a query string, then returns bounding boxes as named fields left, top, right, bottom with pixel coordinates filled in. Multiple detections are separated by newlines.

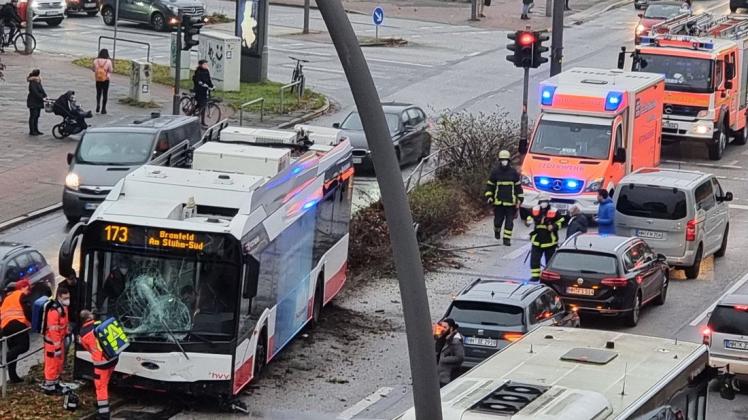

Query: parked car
left=333, top=102, right=432, bottom=172
left=441, top=278, right=579, bottom=367
left=16, top=0, right=65, bottom=27
left=62, top=114, right=201, bottom=223
left=541, top=234, right=669, bottom=326
left=0, top=242, right=54, bottom=303
left=100, top=0, right=205, bottom=31
left=634, top=0, right=650, bottom=10
left=614, top=168, right=732, bottom=279
left=635, top=2, right=684, bottom=43
left=731, top=0, right=748, bottom=13
left=703, top=293, right=748, bottom=382
left=65, top=0, right=100, bottom=16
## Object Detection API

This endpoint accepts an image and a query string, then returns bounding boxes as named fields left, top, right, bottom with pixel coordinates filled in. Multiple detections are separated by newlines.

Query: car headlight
left=65, top=173, right=80, bottom=190
left=636, top=24, right=646, bottom=35
left=520, top=174, right=532, bottom=187
left=584, top=177, right=603, bottom=192
left=695, top=125, right=710, bottom=135
left=31, top=0, right=39, bottom=8
left=696, top=110, right=709, bottom=118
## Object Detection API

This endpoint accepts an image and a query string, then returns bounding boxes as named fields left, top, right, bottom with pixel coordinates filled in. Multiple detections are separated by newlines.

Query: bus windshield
left=92, top=251, right=238, bottom=341
left=531, top=119, right=613, bottom=160
left=637, top=54, right=714, bottom=93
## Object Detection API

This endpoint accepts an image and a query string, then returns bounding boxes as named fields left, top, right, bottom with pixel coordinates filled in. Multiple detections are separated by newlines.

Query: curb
left=568, top=0, right=631, bottom=25
left=0, top=203, right=62, bottom=233
left=275, top=96, right=332, bottom=129
left=269, top=0, right=366, bottom=15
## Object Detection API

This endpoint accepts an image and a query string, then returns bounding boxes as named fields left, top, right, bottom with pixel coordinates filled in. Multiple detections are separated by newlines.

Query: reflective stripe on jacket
left=80, top=321, right=118, bottom=368
left=44, top=303, right=68, bottom=347
left=485, top=166, right=524, bottom=206
left=527, top=206, right=566, bottom=247
left=0, top=290, right=30, bottom=329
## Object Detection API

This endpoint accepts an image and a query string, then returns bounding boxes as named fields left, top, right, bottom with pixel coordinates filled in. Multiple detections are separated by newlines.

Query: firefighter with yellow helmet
left=525, top=193, right=565, bottom=281
left=485, top=150, right=523, bottom=246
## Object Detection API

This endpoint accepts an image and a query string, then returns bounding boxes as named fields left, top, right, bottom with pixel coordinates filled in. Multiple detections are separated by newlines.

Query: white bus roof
left=401, top=327, right=706, bottom=420
left=542, top=68, right=664, bottom=96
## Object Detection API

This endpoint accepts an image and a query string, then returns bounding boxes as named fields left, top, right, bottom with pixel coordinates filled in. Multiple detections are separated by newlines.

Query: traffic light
left=182, top=15, right=204, bottom=50
left=531, top=31, right=549, bottom=69
left=506, top=30, right=535, bottom=68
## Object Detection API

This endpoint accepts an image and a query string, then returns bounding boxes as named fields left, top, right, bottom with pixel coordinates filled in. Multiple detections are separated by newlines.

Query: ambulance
left=520, top=68, right=664, bottom=217
left=629, top=13, right=748, bottom=160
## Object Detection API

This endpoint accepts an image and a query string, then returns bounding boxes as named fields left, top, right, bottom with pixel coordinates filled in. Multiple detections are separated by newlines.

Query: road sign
left=372, top=6, right=384, bottom=26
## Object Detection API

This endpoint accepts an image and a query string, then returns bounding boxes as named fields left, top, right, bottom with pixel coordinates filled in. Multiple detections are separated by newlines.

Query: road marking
left=281, top=64, right=345, bottom=75
left=366, top=58, right=434, bottom=68
left=338, top=387, right=393, bottom=420
left=466, top=51, right=482, bottom=57
left=689, top=272, right=748, bottom=326
left=268, top=46, right=332, bottom=57
left=661, top=159, right=742, bottom=170
left=504, top=243, right=531, bottom=260
left=729, top=204, right=748, bottom=210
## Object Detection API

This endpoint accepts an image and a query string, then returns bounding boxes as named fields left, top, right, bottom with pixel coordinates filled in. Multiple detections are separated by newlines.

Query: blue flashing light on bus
left=605, top=91, right=623, bottom=111
left=540, top=86, right=556, bottom=106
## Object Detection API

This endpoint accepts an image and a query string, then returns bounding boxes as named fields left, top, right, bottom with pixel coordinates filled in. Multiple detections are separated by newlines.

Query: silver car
left=703, top=294, right=748, bottom=381
left=613, top=168, right=732, bottom=279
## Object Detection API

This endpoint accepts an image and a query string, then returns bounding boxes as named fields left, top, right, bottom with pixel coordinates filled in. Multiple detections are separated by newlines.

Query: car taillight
left=540, top=270, right=560, bottom=281
left=686, top=219, right=697, bottom=241
left=503, top=333, right=524, bottom=343
left=702, top=327, right=711, bottom=346
left=601, top=277, right=628, bottom=287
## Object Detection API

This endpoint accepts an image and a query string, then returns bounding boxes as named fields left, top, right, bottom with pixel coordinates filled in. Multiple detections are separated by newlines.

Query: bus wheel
left=312, top=276, right=324, bottom=325
left=254, top=329, right=267, bottom=378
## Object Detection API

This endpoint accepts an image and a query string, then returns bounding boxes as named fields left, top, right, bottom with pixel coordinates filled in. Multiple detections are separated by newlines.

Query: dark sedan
left=0, top=242, right=55, bottom=302
left=540, top=234, right=669, bottom=327
left=333, top=103, right=432, bottom=172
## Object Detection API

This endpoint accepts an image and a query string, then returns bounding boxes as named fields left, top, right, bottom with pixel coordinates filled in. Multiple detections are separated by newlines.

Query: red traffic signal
left=518, top=32, right=535, bottom=47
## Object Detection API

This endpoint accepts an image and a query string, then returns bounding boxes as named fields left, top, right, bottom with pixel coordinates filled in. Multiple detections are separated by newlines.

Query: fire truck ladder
left=704, top=17, right=748, bottom=40
left=651, top=13, right=715, bottom=36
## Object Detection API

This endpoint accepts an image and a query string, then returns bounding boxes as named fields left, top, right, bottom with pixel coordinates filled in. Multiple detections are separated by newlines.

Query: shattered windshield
left=93, top=251, right=238, bottom=341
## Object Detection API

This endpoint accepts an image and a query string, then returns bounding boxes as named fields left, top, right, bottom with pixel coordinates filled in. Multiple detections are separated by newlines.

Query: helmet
left=499, top=150, right=511, bottom=160
left=537, top=193, right=551, bottom=203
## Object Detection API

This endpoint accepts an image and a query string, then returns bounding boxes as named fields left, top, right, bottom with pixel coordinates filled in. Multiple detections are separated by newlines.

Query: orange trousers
left=93, top=367, right=114, bottom=401
left=43, top=342, right=64, bottom=382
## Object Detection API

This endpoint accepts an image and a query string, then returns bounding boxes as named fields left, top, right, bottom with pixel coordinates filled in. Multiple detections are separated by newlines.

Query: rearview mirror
left=723, top=192, right=734, bottom=202
left=67, top=152, right=73, bottom=165
left=657, top=254, right=667, bottom=262
left=613, top=147, right=626, bottom=163
left=332, top=122, right=340, bottom=129
left=617, top=47, right=626, bottom=70
left=725, top=80, right=734, bottom=90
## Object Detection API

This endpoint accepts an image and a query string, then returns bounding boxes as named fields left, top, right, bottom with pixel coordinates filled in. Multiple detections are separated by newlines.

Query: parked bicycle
left=180, top=88, right=222, bottom=128
left=289, top=56, right=308, bottom=97
left=1, top=25, right=36, bottom=55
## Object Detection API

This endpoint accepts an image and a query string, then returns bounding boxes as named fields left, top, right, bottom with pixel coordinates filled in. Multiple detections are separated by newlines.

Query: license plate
left=465, top=336, right=498, bottom=347
left=353, top=157, right=362, bottom=164
left=725, top=339, right=748, bottom=351
left=566, top=287, right=595, bottom=296
left=553, top=203, right=569, bottom=212
left=663, top=121, right=678, bottom=130
left=85, top=2, right=96, bottom=5
left=636, top=229, right=665, bottom=240
left=85, top=203, right=99, bottom=210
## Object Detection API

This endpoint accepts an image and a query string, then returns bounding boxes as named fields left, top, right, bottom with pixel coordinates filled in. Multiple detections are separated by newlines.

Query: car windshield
left=340, top=112, right=400, bottom=134
left=637, top=54, right=714, bottom=93
left=709, top=305, right=748, bottom=336
left=616, top=185, right=688, bottom=220
left=549, top=251, right=619, bottom=275
left=93, top=251, right=238, bottom=341
left=77, top=132, right=155, bottom=165
left=644, top=4, right=681, bottom=19
left=531, top=119, right=612, bottom=160
left=447, top=301, right=524, bottom=327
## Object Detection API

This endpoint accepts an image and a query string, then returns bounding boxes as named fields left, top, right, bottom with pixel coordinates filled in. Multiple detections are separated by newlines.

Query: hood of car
left=164, top=0, right=205, bottom=6
left=640, top=17, right=664, bottom=28
left=340, top=129, right=371, bottom=150
left=70, top=163, right=136, bottom=188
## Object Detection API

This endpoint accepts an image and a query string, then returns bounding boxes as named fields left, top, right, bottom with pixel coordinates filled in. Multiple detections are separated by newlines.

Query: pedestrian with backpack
left=92, top=49, right=113, bottom=115
left=41, top=286, right=70, bottom=395
left=79, top=310, right=120, bottom=420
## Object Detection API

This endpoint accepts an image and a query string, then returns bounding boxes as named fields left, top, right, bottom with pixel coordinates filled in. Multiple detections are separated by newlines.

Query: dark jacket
left=566, top=214, right=589, bottom=239
left=192, top=67, right=213, bottom=100
left=597, top=198, right=615, bottom=235
left=485, top=165, right=524, bottom=206
left=0, top=3, right=21, bottom=25
left=27, top=76, right=47, bottom=109
left=526, top=206, right=566, bottom=247
left=523, top=0, right=533, bottom=4
left=437, top=331, right=464, bottom=385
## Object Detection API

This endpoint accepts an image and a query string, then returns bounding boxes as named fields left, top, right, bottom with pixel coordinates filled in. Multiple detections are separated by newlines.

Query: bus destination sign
left=103, top=224, right=206, bottom=251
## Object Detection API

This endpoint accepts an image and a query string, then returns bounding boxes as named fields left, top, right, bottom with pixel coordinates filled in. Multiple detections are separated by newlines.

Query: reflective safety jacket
left=0, top=290, right=30, bottom=329
left=80, top=320, right=118, bottom=369
left=527, top=206, right=565, bottom=248
left=485, top=166, right=523, bottom=206
left=44, top=302, right=68, bottom=348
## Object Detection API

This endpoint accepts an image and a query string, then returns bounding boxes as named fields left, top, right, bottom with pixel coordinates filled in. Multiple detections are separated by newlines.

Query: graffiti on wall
left=207, top=39, right=225, bottom=76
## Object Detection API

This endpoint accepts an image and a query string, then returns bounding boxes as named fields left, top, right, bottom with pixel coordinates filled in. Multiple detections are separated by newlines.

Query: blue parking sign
left=372, top=6, right=384, bottom=26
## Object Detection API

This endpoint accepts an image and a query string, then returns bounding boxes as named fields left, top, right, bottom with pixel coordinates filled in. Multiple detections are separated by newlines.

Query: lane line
left=366, top=58, right=434, bottom=68
left=338, top=387, right=393, bottom=420
left=661, top=159, right=742, bottom=170
left=729, top=204, right=748, bottom=210
left=689, top=272, right=748, bottom=326
left=504, top=243, right=531, bottom=260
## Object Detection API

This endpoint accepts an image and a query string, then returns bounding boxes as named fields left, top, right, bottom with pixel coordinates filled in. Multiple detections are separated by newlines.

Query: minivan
left=614, top=168, right=732, bottom=279
left=62, top=114, right=201, bottom=223
left=703, top=293, right=748, bottom=381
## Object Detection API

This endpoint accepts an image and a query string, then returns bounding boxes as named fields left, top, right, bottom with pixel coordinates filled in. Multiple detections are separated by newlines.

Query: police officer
left=485, top=150, right=524, bottom=246
left=79, top=310, right=118, bottom=420
left=526, top=194, right=565, bottom=281
left=42, top=286, right=70, bottom=395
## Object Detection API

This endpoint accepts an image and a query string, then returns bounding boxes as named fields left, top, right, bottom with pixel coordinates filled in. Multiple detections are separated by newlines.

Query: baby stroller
left=47, top=90, right=93, bottom=139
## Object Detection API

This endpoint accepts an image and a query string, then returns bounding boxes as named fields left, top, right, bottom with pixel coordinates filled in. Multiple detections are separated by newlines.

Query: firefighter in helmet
left=485, top=150, right=524, bottom=246
left=525, top=193, right=565, bottom=281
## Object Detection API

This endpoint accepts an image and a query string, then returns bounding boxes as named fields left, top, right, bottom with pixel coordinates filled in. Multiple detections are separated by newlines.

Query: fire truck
left=624, top=13, right=748, bottom=160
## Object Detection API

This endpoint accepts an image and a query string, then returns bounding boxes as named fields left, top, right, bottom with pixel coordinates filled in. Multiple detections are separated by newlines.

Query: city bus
left=397, top=327, right=724, bottom=420
left=58, top=125, right=353, bottom=399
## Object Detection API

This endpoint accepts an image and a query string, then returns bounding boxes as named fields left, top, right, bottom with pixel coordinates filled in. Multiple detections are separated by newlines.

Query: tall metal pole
left=113, top=0, right=120, bottom=60
left=550, top=0, right=564, bottom=76
left=303, top=0, right=310, bottom=34
left=173, top=20, right=183, bottom=115
left=315, top=1, right=443, bottom=419
left=520, top=66, right=530, bottom=152
left=545, top=0, right=552, bottom=17
left=470, top=0, right=478, bottom=21
left=24, top=4, right=33, bottom=54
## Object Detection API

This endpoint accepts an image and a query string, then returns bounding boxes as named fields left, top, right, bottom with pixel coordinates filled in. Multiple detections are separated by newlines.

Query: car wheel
left=684, top=244, right=703, bottom=279
left=46, top=18, right=63, bottom=27
left=708, top=122, right=727, bottom=160
left=65, top=213, right=81, bottom=224
left=715, top=224, right=729, bottom=258
left=395, top=147, right=402, bottom=166
left=654, top=272, right=668, bottom=306
left=101, top=7, right=115, bottom=25
left=731, top=6, right=738, bottom=13
left=624, top=292, right=641, bottom=327
left=734, top=118, right=748, bottom=145
left=419, top=137, right=432, bottom=161
left=151, top=12, right=166, bottom=32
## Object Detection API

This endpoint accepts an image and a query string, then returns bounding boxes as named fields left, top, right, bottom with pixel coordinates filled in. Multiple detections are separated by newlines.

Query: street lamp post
left=113, top=0, right=120, bottom=60
left=24, top=2, right=33, bottom=54
left=315, top=1, right=444, bottom=419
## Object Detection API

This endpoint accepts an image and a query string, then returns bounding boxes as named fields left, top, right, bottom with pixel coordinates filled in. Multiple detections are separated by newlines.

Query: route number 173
left=104, top=225, right=129, bottom=243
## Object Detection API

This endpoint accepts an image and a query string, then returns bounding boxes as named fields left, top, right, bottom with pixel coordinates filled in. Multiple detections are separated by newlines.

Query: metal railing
left=404, top=146, right=454, bottom=193
left=97, top=36, right=152, bottom=63
left=150, top=139, right=192, bottom=168
left=279, top=81, right=302, bottom=114
left=1, top=327, right=42, bottom=398
left=239, top=98, right=266, bottom=125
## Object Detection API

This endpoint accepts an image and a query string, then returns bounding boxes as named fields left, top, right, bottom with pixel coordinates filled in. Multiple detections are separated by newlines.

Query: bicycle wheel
left=52, top=124, right=67, bottom=139
left=201, top=103, right=222, bottom=127
left=14, top=33, right=36, bottom=55
left=180, top=96, right=195, bottom=115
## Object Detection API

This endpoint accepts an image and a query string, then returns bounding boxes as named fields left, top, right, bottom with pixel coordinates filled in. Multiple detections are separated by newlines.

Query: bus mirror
left=59, top=222, right=85, bottom=279
left=617, top=47, right=626, bottom=70
left=613, top=147, right=626, bottom=163
left=243, top=278, right=258, bottom=299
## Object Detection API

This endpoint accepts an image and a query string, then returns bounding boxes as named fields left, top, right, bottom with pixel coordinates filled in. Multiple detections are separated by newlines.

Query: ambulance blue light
left=292, top=166, right=303, bottom=174
left=566, top=180, right=578, bottom=189
left=605, top=92, right=623, bottom=111
left=540, top=86, right=556, bottom=106
left=303, top=200, right=318, bottom=209
left=538, top=177, right=551, bottom=186
left=701, top=41, right=714, bottom=50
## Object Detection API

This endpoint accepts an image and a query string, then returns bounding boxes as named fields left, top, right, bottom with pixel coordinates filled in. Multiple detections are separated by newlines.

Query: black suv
left=101, top=0, right=205, bottom=32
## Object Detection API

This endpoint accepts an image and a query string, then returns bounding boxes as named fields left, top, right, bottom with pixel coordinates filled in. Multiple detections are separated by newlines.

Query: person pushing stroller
left=51, top=90, right=92, bottom=138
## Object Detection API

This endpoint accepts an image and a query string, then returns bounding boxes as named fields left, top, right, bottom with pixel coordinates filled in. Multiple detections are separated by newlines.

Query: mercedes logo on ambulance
left=552, top=180, right=563, bottom=191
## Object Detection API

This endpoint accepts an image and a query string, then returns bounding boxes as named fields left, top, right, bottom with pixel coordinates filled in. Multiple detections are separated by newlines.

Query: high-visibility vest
left=0, top=290, right=30, bottom=329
